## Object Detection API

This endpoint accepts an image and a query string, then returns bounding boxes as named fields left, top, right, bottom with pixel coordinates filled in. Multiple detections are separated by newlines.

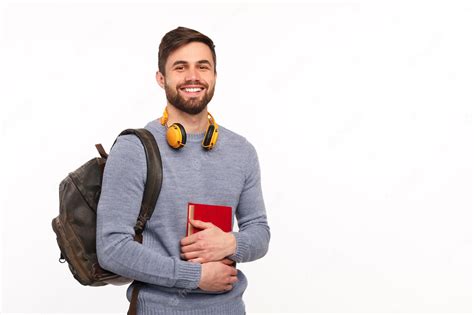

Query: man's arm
left=227, top=141, right=271, bottom=263
left=96, top=135, right=201, bottom=289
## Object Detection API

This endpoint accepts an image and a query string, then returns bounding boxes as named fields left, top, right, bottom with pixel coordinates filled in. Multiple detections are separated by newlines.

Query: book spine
left=187, top=204, right=195, bottom=236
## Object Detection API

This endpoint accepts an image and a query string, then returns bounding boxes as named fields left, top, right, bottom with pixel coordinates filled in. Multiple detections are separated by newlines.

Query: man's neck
left=164, top=104, right=209, bottom=134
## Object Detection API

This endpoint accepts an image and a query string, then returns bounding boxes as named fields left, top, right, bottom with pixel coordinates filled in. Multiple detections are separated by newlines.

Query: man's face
left=156, top=41, right=216, bottom=115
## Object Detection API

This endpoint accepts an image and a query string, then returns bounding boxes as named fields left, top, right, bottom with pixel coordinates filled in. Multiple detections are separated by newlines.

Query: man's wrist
left=227, top=232, right=237, bottom=257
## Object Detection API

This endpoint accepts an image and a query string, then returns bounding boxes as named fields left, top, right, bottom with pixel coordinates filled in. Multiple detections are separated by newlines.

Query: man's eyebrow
left=171, top=60, right=188, bottom=67
left=197, top=60, right=212, bottom=66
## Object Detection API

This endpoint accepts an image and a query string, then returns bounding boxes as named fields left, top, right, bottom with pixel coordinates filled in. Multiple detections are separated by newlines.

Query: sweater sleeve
left=227, top=141, right=271, bottom=263
left=96, top=135, right=201, bottom=289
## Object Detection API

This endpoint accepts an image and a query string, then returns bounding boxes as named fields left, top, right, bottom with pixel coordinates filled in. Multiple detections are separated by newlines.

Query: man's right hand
left=198, top=259, right=238, bottom=292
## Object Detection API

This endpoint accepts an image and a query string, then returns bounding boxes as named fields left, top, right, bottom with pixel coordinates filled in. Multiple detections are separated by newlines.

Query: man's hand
left=199, top=259, right=238, bottom=292
left=180, top=219, right=236, bottom=263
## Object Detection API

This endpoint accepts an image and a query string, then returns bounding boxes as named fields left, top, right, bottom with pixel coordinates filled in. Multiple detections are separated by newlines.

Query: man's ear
left=156, top=71, right=165, bottom=89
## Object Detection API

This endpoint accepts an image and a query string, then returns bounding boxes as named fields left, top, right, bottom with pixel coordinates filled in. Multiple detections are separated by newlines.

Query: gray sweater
left=96, top=119, right=270, bottom=314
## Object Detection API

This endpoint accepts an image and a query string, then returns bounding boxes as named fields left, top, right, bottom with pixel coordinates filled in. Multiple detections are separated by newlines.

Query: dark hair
left=158, top=26, right=216, bottom=75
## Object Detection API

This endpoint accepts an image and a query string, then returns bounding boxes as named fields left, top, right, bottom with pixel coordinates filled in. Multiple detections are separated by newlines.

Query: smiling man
left=96, top=26, right=271, bottom=314
left=161, top=43, right=215, bottom=116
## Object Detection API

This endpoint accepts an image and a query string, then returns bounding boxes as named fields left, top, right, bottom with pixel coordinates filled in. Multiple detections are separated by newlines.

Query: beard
left=164, top=80, right=215, bottom=115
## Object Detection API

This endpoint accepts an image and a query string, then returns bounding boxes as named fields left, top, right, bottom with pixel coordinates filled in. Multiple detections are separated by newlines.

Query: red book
left=186, top=202, right=232, bottom=236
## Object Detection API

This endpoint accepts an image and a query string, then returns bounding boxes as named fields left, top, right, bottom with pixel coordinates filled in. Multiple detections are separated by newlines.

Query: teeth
left=183, top=88, right=202, bottom=92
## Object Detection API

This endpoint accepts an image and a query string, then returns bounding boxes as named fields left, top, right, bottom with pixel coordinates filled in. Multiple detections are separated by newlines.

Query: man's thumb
left=190, top=219, right=213, bottom=229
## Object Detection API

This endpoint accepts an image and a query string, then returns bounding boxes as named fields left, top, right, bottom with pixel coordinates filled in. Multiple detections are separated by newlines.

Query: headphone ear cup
left=166, top=123, right=187, bottom=149
left=202, top=124, right=218, bottom=150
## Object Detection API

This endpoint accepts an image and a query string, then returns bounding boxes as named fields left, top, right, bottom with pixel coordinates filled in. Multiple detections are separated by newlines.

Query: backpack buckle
left=59, top=252, right=66, bottom=263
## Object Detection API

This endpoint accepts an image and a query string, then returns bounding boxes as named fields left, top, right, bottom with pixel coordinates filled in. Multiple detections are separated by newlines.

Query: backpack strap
left=127, top=281, right=143, bottom=315
left=113, top=128, right=163, bottom=242
left=95, top=143, right=109, bottom=159
left=112, top=128, right=163, bottom=315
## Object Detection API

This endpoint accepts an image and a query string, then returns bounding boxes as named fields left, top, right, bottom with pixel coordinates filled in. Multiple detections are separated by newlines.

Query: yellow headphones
left=160, top=107, right=219, bottom=150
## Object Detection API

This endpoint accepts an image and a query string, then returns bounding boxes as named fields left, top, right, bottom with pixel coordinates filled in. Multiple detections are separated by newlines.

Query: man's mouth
left=179, top=85, right=205, bottom=96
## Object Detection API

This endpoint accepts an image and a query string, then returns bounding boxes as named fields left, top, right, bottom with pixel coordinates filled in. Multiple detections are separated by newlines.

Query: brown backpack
left=51, top=128, right=162, bottom=313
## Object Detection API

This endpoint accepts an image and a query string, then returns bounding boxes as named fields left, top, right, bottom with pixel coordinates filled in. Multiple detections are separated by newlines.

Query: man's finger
left=220, top=258, right=235, bottom=265
left=180, top=251, right=201, bottom=260
left=180, top=233, right=199, bottom=246
left=181, top=243, right=201, bottom=253
left=229, top=276, right=238, bottom=284
left=189, top=219, right=214, bottom=229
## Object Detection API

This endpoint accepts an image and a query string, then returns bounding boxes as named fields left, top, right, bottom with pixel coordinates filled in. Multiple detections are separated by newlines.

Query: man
left=96, top=26, right=270, bottom=314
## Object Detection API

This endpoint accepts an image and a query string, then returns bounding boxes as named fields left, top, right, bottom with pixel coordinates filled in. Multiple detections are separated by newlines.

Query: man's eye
left=175, top=66, right=184, bottom=70
left=200, top=66, right=210, bottom=70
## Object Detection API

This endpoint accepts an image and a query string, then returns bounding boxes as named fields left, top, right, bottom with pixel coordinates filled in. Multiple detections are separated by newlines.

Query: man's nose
left=185, top=67, right=201, bottom=82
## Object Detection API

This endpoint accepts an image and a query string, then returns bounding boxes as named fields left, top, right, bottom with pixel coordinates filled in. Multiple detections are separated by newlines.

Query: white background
left=0, top=0, right=472, bottom=313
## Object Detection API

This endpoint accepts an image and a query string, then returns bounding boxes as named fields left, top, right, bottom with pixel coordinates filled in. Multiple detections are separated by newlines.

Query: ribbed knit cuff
left=174, top=260, right=202, bottom=289
left=227, top=231, right=250, bottom=263
left=138, top=297, right=246, bottom=314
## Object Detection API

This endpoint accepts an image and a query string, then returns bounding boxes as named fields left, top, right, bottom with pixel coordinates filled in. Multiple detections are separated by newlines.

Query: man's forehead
left=166, top=42, right=214, bottom=66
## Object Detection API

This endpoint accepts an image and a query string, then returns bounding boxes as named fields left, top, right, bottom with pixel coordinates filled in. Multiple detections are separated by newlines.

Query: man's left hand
left=180, top=219, right=236, bottom=264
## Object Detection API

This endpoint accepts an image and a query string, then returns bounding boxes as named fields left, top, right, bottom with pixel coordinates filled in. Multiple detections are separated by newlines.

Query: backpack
left=51, top=128, right=163, bottom=287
